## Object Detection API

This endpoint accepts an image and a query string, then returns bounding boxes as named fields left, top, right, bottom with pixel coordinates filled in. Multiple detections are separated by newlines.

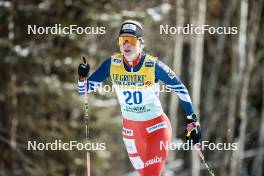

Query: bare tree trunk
left=10, top=77, right=18, bottom=150
left=8, top=74, right=18, bottom=172
left=252, top=68, right=264, bottom=176
left=230, top=0, right=248, bottom=175
left=168, top=0, right=185, bottom=170
left=190, top=0, right=206, bottom=115
left=249, top=1, right=264, bottom=175
left=8, top=1, right=14, bottom=42
left=188, top=0, right=197, bottom=87
left=189, top=0, right=207, bottom=175
left=223, top=2, right=241, bottom=175
left=230, top=0, right=263, bottom=175
left=204, top=0, right=238, bottom=140
left=224, top=32, right=240, bottom=175
left=7, top=1, right=18, bottom=173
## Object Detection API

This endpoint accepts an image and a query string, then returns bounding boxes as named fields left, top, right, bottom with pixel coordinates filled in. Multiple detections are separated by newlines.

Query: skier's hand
left=185, top=114, right=201, bottom=145
left=78, top=57, right=90, bottom=79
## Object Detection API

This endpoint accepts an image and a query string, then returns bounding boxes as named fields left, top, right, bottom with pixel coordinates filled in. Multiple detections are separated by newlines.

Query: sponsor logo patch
left=123, top=138, right=137, bottom=154
left=124, top=105, right=150, bottom=113
left=145, top=156, right=162, bottom=167
left=129, top=156, right=144, bottom=169
left=122, top=24, right=137, bottom=31
left=122, top=127, right=133, bottom=136
left=145, top=60, right=154, bottom=67
left=112, top=74, right=146, bottom=86
left=113, top=58, right=122, bottom=65
left=144, top=81, right=152, bottom=86
left=146, top=122, right=167, bottom=133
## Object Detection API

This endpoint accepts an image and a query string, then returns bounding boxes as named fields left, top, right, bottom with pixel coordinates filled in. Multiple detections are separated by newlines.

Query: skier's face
left=119, top=34, right=141, bottom=61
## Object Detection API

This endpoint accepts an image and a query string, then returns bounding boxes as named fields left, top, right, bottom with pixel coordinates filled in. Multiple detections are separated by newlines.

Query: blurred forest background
left=0, top=0, right=263, bottom=176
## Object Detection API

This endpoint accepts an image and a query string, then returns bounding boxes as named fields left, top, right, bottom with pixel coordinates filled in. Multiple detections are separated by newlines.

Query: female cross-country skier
left=78, top=20, right=201, bottom=176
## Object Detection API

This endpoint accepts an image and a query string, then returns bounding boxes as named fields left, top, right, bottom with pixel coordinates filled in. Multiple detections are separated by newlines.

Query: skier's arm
left=78, top=58, right=111, bottom=95
left=155, top=60, right=194, bottom=117
left=156, top=60, right=201, bottom=144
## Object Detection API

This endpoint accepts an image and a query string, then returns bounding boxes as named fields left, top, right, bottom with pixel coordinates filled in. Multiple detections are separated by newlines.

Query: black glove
left=185, top=114, right=201, bottom=145
left=78, top=63, right=90, bottom=78
left=78, top=64, right=90, bottom=78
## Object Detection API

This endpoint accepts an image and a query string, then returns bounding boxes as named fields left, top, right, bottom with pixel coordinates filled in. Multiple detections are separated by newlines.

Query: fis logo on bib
left=145, top=60, right=154, bottom=67
left=113, top=58, right=122, bottom=66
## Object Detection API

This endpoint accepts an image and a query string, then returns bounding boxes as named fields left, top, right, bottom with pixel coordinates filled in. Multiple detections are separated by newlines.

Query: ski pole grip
left=83, top=57, right=87, bottom=65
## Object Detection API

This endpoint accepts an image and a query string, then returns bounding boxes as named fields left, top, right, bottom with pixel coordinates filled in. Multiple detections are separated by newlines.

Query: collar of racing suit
left=123, top=52, right=142, bottom=67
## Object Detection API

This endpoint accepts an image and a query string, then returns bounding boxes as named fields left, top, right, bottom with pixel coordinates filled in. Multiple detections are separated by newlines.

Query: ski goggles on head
left=118, top=36, right=139, bottom=45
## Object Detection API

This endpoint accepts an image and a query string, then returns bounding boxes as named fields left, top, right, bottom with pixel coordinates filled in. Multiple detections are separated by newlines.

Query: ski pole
left=83, top=56, right=90, bottom=176
left=194, top=144, right=215, bottom=176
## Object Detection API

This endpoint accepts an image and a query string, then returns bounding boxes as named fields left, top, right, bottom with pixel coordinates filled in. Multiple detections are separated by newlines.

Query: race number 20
left=123, top=91, right=142, bottom=105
